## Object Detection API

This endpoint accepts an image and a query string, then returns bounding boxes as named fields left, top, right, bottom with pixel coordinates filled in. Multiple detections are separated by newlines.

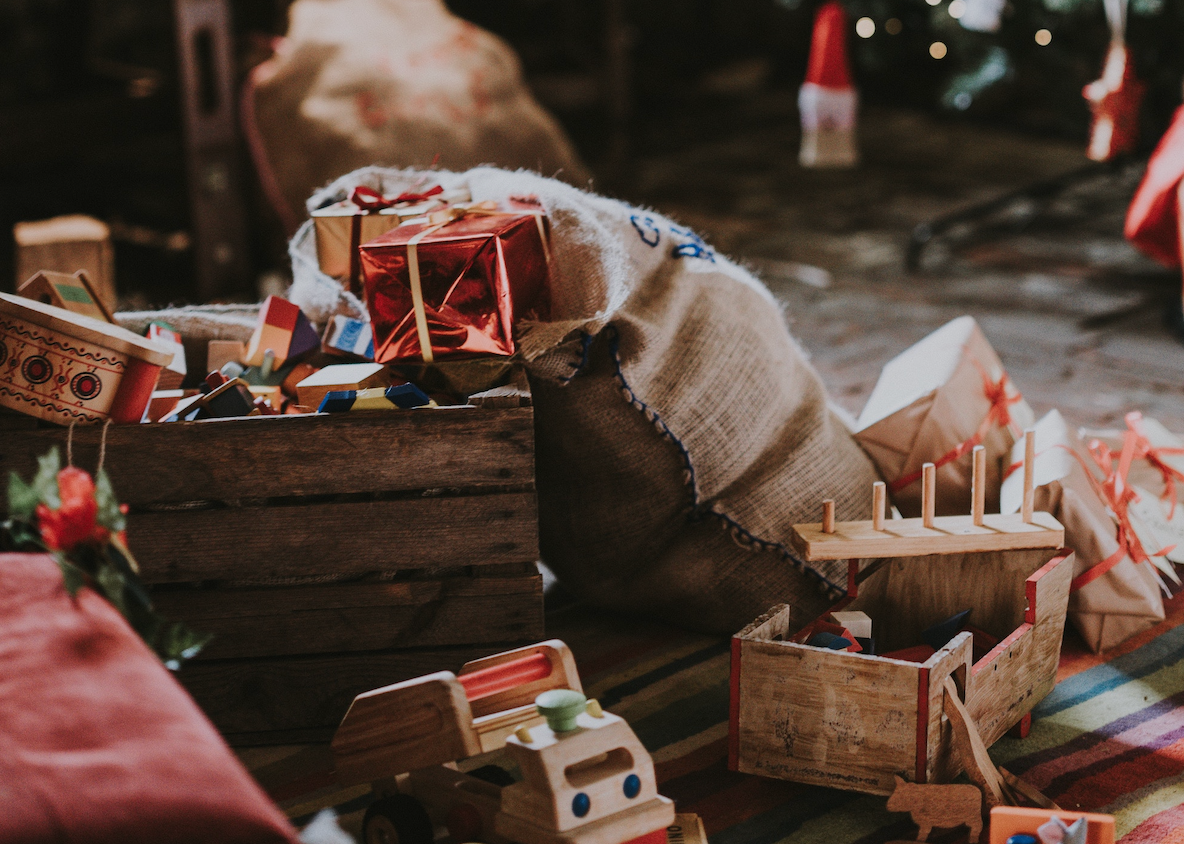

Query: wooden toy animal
left=886, top=775, right=982, bottom=843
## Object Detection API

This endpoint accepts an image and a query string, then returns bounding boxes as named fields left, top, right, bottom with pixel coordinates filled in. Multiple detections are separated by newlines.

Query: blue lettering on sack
left=340, top=319, right=363, bottom=347
left=670, top=226, right=715, bottom=262
left=630, top=214, right=661, bottom=247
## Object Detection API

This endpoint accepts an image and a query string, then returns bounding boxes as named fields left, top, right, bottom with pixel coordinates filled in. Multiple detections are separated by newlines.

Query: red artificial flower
left=36, top=467, right=106, bottom=552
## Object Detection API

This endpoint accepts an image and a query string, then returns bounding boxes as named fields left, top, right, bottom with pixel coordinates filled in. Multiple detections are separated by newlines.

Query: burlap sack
left=246, top=0, right=590, bottom=228
left=856, top=316, right=1034, bottom=518
left=1001, top=410, right=1165, bottom=653
left=289, top=166, right=880, bottom=633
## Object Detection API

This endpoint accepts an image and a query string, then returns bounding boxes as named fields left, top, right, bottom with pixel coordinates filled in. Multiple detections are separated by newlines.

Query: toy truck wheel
left=362, top=795, right=434, bottom=844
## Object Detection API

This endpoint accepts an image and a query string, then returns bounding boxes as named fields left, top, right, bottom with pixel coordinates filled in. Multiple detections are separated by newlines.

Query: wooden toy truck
left=333, top=640, right=675, bottom=844
left=729, top=440, right=1075, bottom=796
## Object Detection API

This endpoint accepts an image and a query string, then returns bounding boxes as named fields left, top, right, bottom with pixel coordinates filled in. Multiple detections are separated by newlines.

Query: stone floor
left=616, top=95, right=1184, bottom=432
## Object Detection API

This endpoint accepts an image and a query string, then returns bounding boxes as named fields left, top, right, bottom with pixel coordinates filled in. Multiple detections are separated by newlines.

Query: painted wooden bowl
left=0, top=293, right=172, bottom=425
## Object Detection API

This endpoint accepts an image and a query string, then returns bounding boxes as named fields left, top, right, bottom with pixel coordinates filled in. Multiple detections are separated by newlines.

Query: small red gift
left=359, top=201, right=551, bottom=363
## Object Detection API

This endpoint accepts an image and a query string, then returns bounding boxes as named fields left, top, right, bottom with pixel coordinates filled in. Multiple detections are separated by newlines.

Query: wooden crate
left=0, top=402, right=543, bottom=744
left=728, top=515, right=1073, bottom=796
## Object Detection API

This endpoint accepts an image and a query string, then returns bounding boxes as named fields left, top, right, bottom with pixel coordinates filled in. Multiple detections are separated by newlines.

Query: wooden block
left=128, top=493, right=539, bottom=583
left=245, top=296, right=319, bottom=367
left=296, top=362, right=390, bottom=409
left=829, top=610, right=871, bottom=639
left=668, top=815, right=707, bottom=844
left=151, top=569, right=544, bottom=659
left=0, top=406, right=535, bottom=507
left=14, top=215, right=116, bottom=310
left=206, top=339, right=246, bottom=374
left=885, top=775, right=982, bottom=843
left=322, top=314, right=375, bottom=360
left=791, top=511, right=1064, bottom=561
left=16, top=270, right=112, bottom=323
left=146, top=321, right=187, bottom=387
left=332, top=672, right=481, bottom=786
left=988, top=807, right=1114, bottom=844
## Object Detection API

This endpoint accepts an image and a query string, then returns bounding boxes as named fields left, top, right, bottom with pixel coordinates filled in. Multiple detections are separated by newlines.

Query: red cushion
left=1125, top=105, right=1184, bottom=268
left=0, top=553, right=299, bottom=844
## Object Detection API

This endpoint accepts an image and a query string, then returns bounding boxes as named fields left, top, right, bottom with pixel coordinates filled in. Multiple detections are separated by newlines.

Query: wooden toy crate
left=0, top=400, right=543, bottom=744
left=728, top=514, right=1073, bottom=796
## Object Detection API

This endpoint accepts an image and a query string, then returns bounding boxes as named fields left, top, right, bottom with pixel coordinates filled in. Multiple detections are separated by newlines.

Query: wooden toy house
left=728, top=441, right=1075, bottom=795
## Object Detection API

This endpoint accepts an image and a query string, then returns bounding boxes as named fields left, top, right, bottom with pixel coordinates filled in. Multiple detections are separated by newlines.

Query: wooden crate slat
left=178, top=642, right=527, bottom=742
left=0, top=407, right=535, bottom=506
left=153, top=571, right=544, bottom=659
left=130, top=492, right=539, bottom=583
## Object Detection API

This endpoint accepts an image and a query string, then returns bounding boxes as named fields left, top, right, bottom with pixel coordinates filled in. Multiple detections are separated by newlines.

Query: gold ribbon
left=403, top=201, right=550, bottom=363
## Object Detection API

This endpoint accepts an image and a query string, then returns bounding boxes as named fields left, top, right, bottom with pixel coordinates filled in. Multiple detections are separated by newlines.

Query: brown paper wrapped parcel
left=1001, top=409, right=1167, bottom=653
left=856, top=316, right=1034, bottom=518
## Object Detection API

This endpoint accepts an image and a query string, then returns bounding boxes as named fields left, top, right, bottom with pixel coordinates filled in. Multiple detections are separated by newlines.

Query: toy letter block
left=244, top=296, right=319, bottom=368
left=17, top=270, right=113, bottom=324
left=295, top=362, right=390, bottom=410
left=323, top=314, right=376, bottom=360
left=146, top=321, right=187, bottom=390
left=829, top=610, right=871, bottom=639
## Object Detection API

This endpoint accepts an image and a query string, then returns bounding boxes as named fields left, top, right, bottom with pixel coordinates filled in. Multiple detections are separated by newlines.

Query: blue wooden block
left=385, top=382, right=431, bottom=409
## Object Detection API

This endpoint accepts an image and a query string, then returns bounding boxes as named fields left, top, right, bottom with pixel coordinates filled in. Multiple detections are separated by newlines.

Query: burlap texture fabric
left=290, top=166, right=880, bottom=633
left=246, top=0, right=590, bottom=226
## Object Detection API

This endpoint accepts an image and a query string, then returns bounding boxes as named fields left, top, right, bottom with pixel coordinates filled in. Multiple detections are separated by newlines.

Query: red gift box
left=359, top=203, right=551, bottom=363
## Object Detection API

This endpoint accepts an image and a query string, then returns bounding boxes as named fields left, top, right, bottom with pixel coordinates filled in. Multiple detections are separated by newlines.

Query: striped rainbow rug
left=242, top=591, right=1184, bottom=843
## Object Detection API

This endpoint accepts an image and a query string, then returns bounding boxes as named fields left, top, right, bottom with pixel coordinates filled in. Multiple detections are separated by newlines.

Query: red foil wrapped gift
left=359, top=203, right=551, bottom=362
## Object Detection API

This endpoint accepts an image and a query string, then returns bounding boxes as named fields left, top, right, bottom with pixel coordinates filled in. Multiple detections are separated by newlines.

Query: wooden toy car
left=332, top=641, right=675, bottom=844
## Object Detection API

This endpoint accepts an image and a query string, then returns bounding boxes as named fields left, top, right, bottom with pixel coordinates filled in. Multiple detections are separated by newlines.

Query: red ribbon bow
left=1068, top=428, right=1175, bottom=591
left=888, top=366, right=1021, bottom=494
left=350, top=184, right=443, bottom=211
left=1124, top=411, right=1184, bottom=519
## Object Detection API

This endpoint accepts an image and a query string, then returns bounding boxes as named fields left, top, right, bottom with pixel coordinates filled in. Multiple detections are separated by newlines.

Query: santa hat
left=805, top=1, right=853, bottom=91
left=799, top=0, right=858, bottom=166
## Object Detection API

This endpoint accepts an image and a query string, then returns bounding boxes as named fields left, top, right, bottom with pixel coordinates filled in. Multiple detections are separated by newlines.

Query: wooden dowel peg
left=1022, top=428, right=1036, bottom=524
left=922, top=463, right=936, bottom=528
left=822, top=499, right=835, bottom=534
left=872, top=482, right=886, bottom=531
left=972, top=445, right=986, bottom=527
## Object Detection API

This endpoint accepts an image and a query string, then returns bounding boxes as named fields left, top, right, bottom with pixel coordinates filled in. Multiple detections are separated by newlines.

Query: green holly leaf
left=7, top=472, right=40, bottom=521
left=94, top=469, right=125, bottom=532
left=54, top=553, right=86, bottom=597
left=159, top=623, right=213, bottom=671
left=31, top=448, right=61, bottom=510
left=95, top=563, right=127, bottom=615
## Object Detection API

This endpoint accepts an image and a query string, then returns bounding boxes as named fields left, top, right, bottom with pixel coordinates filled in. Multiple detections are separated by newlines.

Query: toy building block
left=318, top=384, right=432, bottom=413
left=206, top=340, right=247, bottom=374
left=988, top=808, right=1114, bottom=844
left=295, top=362, right=390, bottom=410
left=886, top=775, right=982, bottom=843
left=829, top=610, right=871, bottom=640
left=244, top=296, right=320, bottom=368
left=730, top=431, right=1074, bottom=795
left=323, top=314, right=376, bottom=360
left=17, top=270, right=113, bottom=323
left=14, top=215, right=116, bottom=310
left=146, top=321, right=187, bottom=390
left=280, top=362, right=320, bottom=400
left=496, top=690, right=675, bottom=844
left=145, top=389, right=198, bottom=423
left=161, top=376, right=257, bottom=422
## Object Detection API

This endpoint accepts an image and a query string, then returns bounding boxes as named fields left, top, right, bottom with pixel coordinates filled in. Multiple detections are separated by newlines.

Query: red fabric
left=0, top=554, right=298, bottom=844
left=804, top=1, right=853, bottom=90
left=1125, top=105, right=1184, bottom=268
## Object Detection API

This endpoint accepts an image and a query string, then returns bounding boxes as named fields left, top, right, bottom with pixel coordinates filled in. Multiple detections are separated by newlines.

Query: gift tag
left=1129, top=484, right=1184, bottom=570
